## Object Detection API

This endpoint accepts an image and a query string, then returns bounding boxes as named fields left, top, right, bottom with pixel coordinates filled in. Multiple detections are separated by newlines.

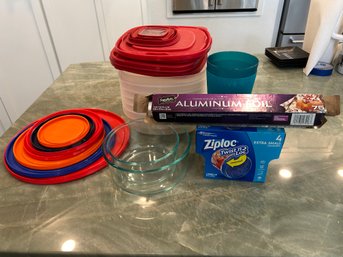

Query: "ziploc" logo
left=203, top=139, right=238, bottom=151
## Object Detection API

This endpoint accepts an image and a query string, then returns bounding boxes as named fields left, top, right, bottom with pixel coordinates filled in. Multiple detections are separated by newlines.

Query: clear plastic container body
left=118, top=67, right=207, bottom=120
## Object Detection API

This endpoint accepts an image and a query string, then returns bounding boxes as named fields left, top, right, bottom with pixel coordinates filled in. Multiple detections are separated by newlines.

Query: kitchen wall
left=145, top=0, right=283, bottom=54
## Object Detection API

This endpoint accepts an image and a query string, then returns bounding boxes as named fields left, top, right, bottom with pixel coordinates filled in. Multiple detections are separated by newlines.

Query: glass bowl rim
left=104, top=126, right=191, bottom=174
left=102, top=119, right=182, bottom=167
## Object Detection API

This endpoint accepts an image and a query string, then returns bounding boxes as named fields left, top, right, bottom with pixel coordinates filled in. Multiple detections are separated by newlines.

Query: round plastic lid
left=37, top=114, right=90, bottom=148
left=310, top=62, right=334, bottom=76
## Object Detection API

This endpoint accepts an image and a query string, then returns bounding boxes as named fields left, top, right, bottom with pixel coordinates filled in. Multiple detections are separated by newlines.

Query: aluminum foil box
left=196, top=125, right=286, bottom=182
left=144, top=94, right=340, bottom=128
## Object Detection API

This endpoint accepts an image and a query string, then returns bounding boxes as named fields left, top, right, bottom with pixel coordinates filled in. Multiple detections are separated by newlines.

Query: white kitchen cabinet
left=41, top=0, right=105, bottom=71
left=0, top=0, right=56, bottom=135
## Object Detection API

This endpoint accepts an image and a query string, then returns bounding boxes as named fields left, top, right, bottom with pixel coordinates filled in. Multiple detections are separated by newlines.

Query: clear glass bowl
left=102, top=119, right=191, bottom=195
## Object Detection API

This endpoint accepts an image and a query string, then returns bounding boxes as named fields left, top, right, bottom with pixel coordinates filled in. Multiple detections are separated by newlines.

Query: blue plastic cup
left=206, top=51, right=259, bottom=94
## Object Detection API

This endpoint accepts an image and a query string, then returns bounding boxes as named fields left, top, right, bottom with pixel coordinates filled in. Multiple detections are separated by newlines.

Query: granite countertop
left=0, top=56, right=342, bottom=256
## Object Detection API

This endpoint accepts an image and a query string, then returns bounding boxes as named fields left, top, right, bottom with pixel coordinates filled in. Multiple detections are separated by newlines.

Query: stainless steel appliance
left=276, top=0, right=311, bottom=47
left=172, top=0, right=259, bottom=13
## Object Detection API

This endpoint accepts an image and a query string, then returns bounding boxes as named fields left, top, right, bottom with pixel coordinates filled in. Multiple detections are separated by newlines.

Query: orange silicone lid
left=13, top=128, right=104, bottom=170
left=37, top=114, right=90, bottom=148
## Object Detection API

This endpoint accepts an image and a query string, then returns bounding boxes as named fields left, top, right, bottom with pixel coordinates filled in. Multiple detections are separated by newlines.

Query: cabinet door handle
left=290, top=37, right=304, bottom=44
left=209, top=0, right=215, bottom=7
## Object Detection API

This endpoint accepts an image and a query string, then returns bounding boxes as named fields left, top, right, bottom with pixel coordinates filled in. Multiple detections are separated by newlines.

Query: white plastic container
left=118, top=66, right=207, bottom=120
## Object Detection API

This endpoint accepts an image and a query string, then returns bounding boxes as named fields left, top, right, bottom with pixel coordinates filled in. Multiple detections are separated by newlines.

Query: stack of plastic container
left=110, top=25, right=212, bottom=120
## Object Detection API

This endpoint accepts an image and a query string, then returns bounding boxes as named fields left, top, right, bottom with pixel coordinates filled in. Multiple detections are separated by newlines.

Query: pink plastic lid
left=110, top=25, right=212, bottom=76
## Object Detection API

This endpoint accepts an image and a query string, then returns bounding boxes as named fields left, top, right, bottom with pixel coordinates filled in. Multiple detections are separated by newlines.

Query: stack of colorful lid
left=3, top=108, right=129, bottom=184
left=110, top=25, right=212, bottom=76
left=109, top=25, right=212, bottom=120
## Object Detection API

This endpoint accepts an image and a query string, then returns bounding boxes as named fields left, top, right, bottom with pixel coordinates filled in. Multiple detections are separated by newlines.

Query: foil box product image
left=196, top=125, right=286, bottom=182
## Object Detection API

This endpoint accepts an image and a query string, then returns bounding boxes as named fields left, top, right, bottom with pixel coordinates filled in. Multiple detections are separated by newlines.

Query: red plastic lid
left=127, top=26, right=180, bottom=47
left=111, top=52, right=207, bottom=77
left=110, top=25, right=212, bottom=76
left=113, top=25, right=212, bottom=61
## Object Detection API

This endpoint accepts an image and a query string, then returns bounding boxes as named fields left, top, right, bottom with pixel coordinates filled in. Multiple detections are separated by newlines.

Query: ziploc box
left=196, top=125, right=286, bottom=182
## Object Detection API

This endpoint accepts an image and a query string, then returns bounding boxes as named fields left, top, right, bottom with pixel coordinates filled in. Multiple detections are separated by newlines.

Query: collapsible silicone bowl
left=13, top=127, right=104, bottom=170
left=24, top=109, right=103, bottom=160
left=6, top=120, right=111, bottom=178
left=24, top=113, right=96, bottom=161
left=102, top=120, right=191, bottom=195
left=37, top=114, right=90, bottom=148
left=3, top=109, right=129, bottom=184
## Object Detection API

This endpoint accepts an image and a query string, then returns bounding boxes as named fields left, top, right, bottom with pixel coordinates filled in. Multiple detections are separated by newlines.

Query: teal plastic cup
left=206, top=51, right=259, bottom=94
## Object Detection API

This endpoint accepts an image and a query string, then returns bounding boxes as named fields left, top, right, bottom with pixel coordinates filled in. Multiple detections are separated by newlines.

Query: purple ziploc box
left=147, top=94, right=340, bottom=127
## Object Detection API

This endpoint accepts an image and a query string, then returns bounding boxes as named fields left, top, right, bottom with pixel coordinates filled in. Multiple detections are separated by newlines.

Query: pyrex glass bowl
left=103, top=119, right=179, bottom=169
left=102, top=119, right=191, bottom=195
